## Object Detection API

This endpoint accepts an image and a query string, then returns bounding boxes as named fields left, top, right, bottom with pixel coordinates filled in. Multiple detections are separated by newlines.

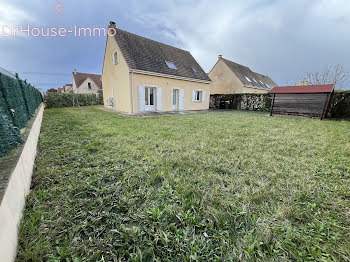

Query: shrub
left=44, top=93, right=103, bottom=109
left=210, top=93, right=271, bottom=111
left=329, top=90, right=350, bottom=119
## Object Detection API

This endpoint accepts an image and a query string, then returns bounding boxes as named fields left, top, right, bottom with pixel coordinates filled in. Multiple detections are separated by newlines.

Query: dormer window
left=165, top=61, right=177, bottom=70
left=88, top=82, right=91, bottom=89
left=113, top=51, right=118, bottom=65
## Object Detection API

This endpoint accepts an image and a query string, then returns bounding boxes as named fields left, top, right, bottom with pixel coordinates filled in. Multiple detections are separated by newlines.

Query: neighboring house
left=58, top=84, right=73, bottom=93
left=102, top=22, right=211, bottom=114
left=208, top=56, right=277, bottom=94
left=72, top=71, right=102, bottom=94
left=63, top=84, right=73, bottom=93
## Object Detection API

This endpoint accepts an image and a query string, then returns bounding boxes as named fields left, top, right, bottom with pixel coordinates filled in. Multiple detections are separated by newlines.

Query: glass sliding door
left=172, top=89, right=179, bottom=110
left=145, top=87, right=156, bottom=111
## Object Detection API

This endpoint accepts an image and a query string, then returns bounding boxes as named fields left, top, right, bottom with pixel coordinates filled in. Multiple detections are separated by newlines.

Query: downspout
left=129, top=72, right=134, bottom=113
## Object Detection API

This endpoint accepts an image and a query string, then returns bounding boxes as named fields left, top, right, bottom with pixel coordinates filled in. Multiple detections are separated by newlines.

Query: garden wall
left=0, top=71, right=43, bottom=261
left=0, top=104, right=44, bottom=262
left=45, top=93, right=103, bottom=108
left=210, top=92, right=350, bottom=119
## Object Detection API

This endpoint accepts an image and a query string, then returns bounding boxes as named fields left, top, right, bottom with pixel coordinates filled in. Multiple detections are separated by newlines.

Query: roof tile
left=268, top=84, right=334, bottom=94
left=113, top=27, right=211, bottom=82
left=73, top=72, right=102, bottom=89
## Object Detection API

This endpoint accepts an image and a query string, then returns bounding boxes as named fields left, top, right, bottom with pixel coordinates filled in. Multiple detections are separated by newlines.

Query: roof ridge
left=222, top=58, right=250, bottom=70
left=74, top=72, right=101, bottom=76
left=115, top=27, right=190, bottom=54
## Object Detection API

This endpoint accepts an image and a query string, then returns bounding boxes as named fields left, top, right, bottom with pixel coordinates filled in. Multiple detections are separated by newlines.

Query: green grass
left=16, top=106, right=350, bottom=261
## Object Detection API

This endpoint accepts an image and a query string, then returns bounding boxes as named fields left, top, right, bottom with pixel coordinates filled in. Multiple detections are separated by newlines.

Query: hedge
left=210, top=92, right=350, bottom=119
left=330, top=91, right=350, bottom=119
left=0, top=73, right=42, bottom=157
left=210, top=93, right=271, bottom=112
left=44, top=93, right=103, bottom=108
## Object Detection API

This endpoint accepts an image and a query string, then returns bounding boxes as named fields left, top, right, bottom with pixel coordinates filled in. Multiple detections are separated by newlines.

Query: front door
left=145, top=87, right=156, bottom=111
left=172, top=89, right=179, bottom=110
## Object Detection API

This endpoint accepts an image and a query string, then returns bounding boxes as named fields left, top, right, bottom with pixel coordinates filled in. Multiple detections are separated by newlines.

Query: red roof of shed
left=268, top=84, right=334, bottom=94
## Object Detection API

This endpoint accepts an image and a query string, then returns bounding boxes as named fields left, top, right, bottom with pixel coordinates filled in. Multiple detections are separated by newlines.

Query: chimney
left=109, top=21, right=116, bottom=28
left=73, top=69, right=77, bottom=75
left=218, top=55, right=223, bottom=59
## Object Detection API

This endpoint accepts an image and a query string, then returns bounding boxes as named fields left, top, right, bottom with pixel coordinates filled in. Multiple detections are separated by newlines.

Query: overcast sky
left=0, top=0, right=349, bottom=91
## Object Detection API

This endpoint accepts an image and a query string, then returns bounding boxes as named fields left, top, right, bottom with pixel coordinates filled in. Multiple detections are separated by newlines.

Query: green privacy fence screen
left=0, top=72, right=43, bottom=157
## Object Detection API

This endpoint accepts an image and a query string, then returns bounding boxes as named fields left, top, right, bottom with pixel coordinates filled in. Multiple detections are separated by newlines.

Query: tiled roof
left=268, top=84, right=334, bottom=94
left=221, top=58, right=277, bottom=90
left=73, top=72, right=102, bottom=89
left=112, top=26, right=211, bottom=82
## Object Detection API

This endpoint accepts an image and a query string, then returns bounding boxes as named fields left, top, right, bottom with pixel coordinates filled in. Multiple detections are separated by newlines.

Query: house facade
left=102, top=22, right=211, bottom=114
left=72, top=71, right=102, bottom=95
left=209, top=56, right=277, bottom=94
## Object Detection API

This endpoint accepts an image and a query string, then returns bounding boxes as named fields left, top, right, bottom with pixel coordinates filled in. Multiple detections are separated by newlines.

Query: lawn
left=17, top=106, right=350, bottom=261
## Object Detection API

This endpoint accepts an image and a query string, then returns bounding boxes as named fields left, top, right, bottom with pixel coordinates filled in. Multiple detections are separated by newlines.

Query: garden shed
left=268, top=84, right=334, bottom=119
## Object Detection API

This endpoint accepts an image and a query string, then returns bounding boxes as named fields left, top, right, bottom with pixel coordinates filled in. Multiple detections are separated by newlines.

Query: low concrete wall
left=0, top=104, right=44, bottom=262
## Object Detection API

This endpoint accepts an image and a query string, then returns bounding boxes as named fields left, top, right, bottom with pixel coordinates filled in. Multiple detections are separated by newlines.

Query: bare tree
left=300, top=65, right=349, bottom=90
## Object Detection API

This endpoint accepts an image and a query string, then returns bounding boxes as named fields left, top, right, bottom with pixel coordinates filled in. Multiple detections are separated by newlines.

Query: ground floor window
left=194, top=91, right=202, bottom=102
left=145, top=87, right=155, bottom=106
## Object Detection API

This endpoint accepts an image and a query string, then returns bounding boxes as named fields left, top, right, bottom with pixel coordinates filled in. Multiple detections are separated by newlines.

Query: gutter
left=129, top=69, right=212, bottom=84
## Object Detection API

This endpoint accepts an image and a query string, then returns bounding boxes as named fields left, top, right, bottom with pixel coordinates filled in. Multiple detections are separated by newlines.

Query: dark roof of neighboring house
left=220, top=58, right=277, bottom=90
left=112, top=26, right=211, bottom=82
left=73, top=72, right=102, bottom=89
left=268, top=84, right=334, bottom=94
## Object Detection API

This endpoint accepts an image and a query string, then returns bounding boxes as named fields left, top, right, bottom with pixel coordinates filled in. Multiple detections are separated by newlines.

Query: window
left=266, top=84, right=270, bottom=88
left=194, top=91, right=202, bottom=102
left=165, top=61, right=177, bottom=69
left=173, top=89, right=177, bottom=106
left=145, top=87, right=155, bottom=106
left=245, top=76, right=252, bottom=82
left=88, top=82, right=91, bottom=89
left=192, top=67, right=197, bottom=73
left=253, top=78, right=257, bottom=83
left=113, top=52, right=118, bottom=65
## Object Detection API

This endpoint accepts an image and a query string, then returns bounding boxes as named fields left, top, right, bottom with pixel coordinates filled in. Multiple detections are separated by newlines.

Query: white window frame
left=143, top=84, right=158, bottom=111
left=113, top=51, right=118, bottom=65
left=165, top=61, right=177, bottom=69
left=172, top=88, right=179, bottom=110
left=194, top=90, right=202, bottom=102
